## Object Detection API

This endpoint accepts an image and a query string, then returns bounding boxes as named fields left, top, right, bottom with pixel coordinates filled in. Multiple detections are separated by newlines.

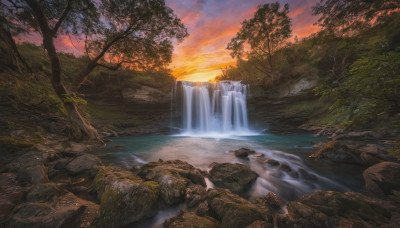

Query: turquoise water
left=95, top=134, right=365, bottom=201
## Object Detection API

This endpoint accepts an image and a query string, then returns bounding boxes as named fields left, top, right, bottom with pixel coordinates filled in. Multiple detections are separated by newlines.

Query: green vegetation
left=220, top=1, right=400, bottom=132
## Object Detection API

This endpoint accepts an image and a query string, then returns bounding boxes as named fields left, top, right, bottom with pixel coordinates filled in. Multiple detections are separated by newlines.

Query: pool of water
left=94, top=134, right=365, bottom=201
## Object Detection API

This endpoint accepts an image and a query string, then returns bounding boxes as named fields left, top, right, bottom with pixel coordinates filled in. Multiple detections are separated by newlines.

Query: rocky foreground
left=1, top=141, right=400, bottom=228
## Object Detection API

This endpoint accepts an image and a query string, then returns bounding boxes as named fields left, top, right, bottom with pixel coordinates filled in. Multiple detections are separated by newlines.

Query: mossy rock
left=206, top=189, right=271, bottom=228
left=164, top=211, right=221, bottom=228
left=209, top=163, right=258, bottom=196
left=93, top=166, right=160, bottom=227
left=309, top=141, right=364, bottom=165
left=137, top=160, right=207, bottom=206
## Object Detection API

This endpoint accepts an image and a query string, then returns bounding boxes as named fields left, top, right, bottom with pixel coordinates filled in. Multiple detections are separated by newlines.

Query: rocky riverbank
left=1, top=135, right=400, bottom=228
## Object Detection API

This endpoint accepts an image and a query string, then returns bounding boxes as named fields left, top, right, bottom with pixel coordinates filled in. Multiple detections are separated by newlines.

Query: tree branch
left=51, top=0, right=72, bottom=36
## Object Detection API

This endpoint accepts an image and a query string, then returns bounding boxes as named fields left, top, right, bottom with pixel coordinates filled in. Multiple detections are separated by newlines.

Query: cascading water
left=176, top=81, right=251, bottom=135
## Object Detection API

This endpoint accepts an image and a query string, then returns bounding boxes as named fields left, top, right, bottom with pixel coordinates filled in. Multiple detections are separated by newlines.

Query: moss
left=0, top=135, right=35, bottom=151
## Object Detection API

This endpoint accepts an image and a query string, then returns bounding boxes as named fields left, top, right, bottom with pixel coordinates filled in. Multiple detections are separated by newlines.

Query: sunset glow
left=17, top=0, right=320, bottom=82
left=167, top=0, right=320, bottom=82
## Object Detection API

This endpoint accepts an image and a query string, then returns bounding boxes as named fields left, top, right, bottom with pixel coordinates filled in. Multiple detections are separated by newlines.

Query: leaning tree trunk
left=26, top=0, right=101, bottom=142
left=44, top=36, right=101, bottom=141
left=0, top=25, right=32, bottom=73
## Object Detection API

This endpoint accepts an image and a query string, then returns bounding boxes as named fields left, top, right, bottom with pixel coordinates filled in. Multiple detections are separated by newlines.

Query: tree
left=313, top=0, right=400, bottom=36
left=3, top=0, right=187, bottom=141
left=227, top=2, right=291, bottom=85
left=0, top=1, right=32, bottom=73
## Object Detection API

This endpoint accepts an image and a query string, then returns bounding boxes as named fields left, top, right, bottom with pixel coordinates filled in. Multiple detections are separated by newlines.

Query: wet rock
left=263, top=159, right=280, bottom=167
left=164, top=211, right=221, bottom=228
left=51, top=158, right=71, bottom=170
left=66, top=154, right=102, bottom=175
left=93, top=166, right=160, bottom=227
left=309, top=141, right=364, bottom=165
left=276, top=190, right=399, bottom=228
left=232, top=148, right=255, bottom=159
left=298, top=169, right=318, bottom=181
left=206, top=189, right=271, bottom=228
left=138, top=160, right=206, bottom=206
left=254, top=153, right=264, bottom=158
left=209, top=163, right=258, bottom=196
left=7, top=192, right=99, bottom=228
left=363, top=162, right=400, bottom=195
left=252, top=192, right=286, bottom=213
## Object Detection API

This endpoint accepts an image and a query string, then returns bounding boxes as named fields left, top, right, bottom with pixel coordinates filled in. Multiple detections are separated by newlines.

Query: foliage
left=227, top=2, right=291, bottom=81
left=313, top=0, right=400, bottom=36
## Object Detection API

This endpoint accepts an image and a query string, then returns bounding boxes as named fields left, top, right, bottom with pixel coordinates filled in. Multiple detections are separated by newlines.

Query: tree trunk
left=0, top=25, right=32, bottom=73
left=25, top=0, right=101, bottom=142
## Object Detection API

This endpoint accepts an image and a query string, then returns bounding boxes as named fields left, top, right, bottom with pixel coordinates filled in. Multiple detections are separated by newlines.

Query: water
left=177, top=81, right=250, bottom=135
left=95, top=134, right=364, bottom=201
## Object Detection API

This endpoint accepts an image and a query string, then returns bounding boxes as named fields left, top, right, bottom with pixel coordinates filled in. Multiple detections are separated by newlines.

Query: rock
left=121, top=86, right=170, bottom=104
left=185, top=184, right=206, bottom=208
left=93, top=166, right=160, bottom=227
left=196, top=201, right=211, bottom=217
left=164, top=211, right=221, bottom=228
left=26, top=183, right=67, bottom=202
left=232, top=148, right=255, bottom=159
left=276, top=190, right=399, bottom=228
left=252, top=192, right=286, bottom=212
left=263, top=159, right=280, bottom=167
left=363, top=162, right=400, bottom=195
left=66, top=154, right=102, bottom=175
left=360, top=152, right=383, bottom=166
left=51, top=158, right=72, bottom=170
left=254, top=153, right=265, bottom=158
left=7, top=192, right=99, bottom=228
left=138, top=160, right=206, bottom=206
left=5, top=151, right=50, bottom=172
left=206, top=189, right=271, bottom=228
left=209, top=163, right=258, bottom=196
left=0, top=173, right=27, bottom=222
left=310, top=141, right=364, bottom=165
left=18, top=164, right=49, bottom=184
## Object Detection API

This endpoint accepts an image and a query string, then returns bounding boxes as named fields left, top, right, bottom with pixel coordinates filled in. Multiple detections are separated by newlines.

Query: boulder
left=66, top=153, right=102, bottom=175
left=276, top=190, right=399, bottom=228
left=93, top=166, right=160, bottom=227
left=164, top=211, right=221, bottom=228
left=252, top=192, right=286, bottom=213
left=7, top=192, right=99, bottom=228
left=363, top=162, right=400, bottom=195
left=18, top=164, right=49, bottom=184
left=138, top=160, right=206, bottom=206
left=231, top=148, right=255, bottom=159
left=185, top=184, right=207, bottom=208
left=209, top=163, right=258, bottom=196
left=206, top=189, right=271, bottom=228
left=309, top=141, right=364, bottom=165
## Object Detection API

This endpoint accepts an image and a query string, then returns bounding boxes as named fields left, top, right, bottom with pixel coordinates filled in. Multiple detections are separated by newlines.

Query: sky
left=16, top=0, right=321, bottom=82
left=166, top=0, right=321, bottom=82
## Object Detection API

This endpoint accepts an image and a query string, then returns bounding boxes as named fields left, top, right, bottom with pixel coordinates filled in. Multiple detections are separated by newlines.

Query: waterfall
left=177, top=81, right=250, bottom=135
